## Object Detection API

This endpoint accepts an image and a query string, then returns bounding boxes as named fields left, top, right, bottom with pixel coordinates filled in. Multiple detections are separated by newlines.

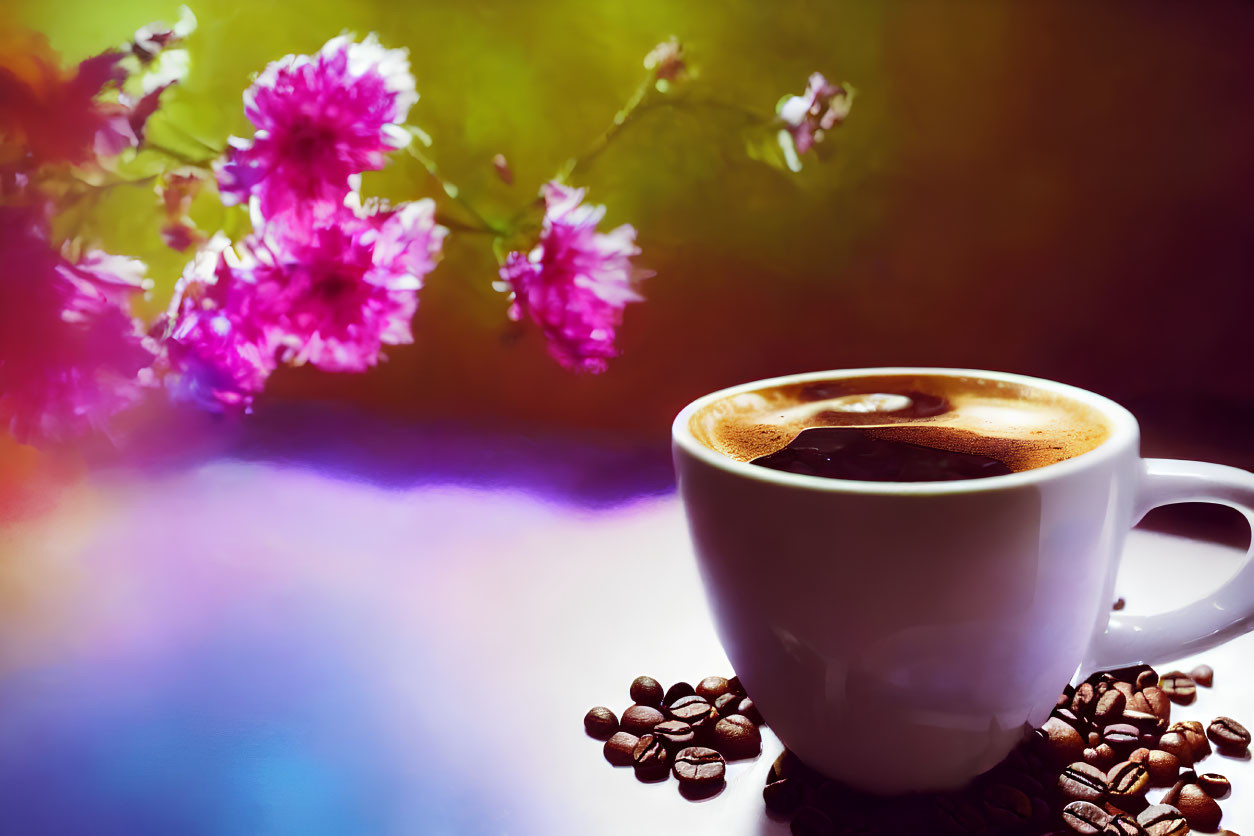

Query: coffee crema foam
left=689, top=374, right=1111, bottom=475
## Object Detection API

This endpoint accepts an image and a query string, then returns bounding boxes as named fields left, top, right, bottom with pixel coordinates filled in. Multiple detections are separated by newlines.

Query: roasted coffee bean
left=1156, top=732, right=1194, bottom=767
left=1128, top=692, right=1153, bottom=714
left=1113, top=597, right=1126, bottom=611
left=764, top=778, right=803, bottom=816
left=1129, top=748, right=1151, bottom=763
left=1197, top=772, right=1230, bottom=798
left=1039, top=716, right=1087, bottom=766
left=1103, top=724, right=1141, bottom=751
left=1114, top=681, right=1137, bottom=703
left=1097, top=690, right=1127, bottom=723
left=769, top=750, right=816, bottom=784
left=603, top=731, right=639, bottom=766
left=1063, top=799, right=1111, bottom=834
left=1123, top=710, right=1162, bottom=734
left=1176, top=783, right=1221, bottom=831
left=1145, top=750, right=1181, bottom=787
left=672, top=746, right=725, bottom=789
left=732, top=695, right=764, bottom=725
left=651, top=719, right=694, bottom=751
left=790, top=805, right=837, bottom=836
left=713, top=714, right=761, bottom=759
left=620, top=704, right=665, bottom=735
left=1159, top=672, right=1197, bottom=705
left=1055, top=706, right=1090, bottom=732
left=1207, top=715, right=1251, bottom=754
left=666, top=695, right=716, bottom=732
left=1089, top=731, right=1104, bottom=747
left=981, top=783, right=1031, bottom=827
left=1108, top=761, right=1150, bottom=798
left=1136, top=669, right=1160, bottom=690
left=1104, top=814, right=1148, bottom=836
left=695, top=676, right=731, bottom=701
left=1161, top=773, right=1197, bottom=808
left=726, top=675, right=744, bottom=695
left=1168, top=720, right=1211, bottom=759
left=1085, top=744, right=1118, bottom=771
left=629, top=675, right=663, bottom=706
left=1189, top=664, right=1214, bottom=688
left=583, top=706, right=618, bottom=739
left=1136, top=804, right=1188, bottom=836
left=1142, top=687, right=1171, bottom=722
left=631, top=733, right=670, bottom=781
left=663, top=681, right=695, bottom=705
left=1074, top=683, right=1099, bottom=718
left=1060, top=761, right=1109, bottom=804
left=713, top=692, right=739, bottom=715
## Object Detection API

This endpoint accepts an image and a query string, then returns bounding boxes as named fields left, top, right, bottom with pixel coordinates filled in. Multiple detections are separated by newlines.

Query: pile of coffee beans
left=584, top=664, right=1247, bottom=833
left=762, top=663, right=1247, bottom=834
left=584, top=674, right=765, bottom=799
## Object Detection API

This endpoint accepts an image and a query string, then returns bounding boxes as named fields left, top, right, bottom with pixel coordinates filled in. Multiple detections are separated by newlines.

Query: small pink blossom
left=498, top=182, right=647, bottom=373
left=216, top=34, right=417, bottom=227
left=250, top=198, right=446, bottom=372
left=778, top=72, right=852, bottom=156
left=0, top=206, right=155, bottom=444
left=158, top=235, right=279, bottom=413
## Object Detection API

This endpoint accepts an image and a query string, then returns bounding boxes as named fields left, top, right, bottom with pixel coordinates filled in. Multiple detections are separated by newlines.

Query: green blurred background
left=14, top=0, right=1254, bottom=460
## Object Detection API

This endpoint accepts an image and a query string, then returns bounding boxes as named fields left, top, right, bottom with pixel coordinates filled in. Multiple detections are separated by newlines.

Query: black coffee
left=689, top=373, right=1111, bottom=483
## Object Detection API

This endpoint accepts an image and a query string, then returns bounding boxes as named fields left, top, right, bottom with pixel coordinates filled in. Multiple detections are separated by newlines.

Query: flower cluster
left=0, top=19, right=854, bottom=447
left=158, top=36, right=445, bottom=413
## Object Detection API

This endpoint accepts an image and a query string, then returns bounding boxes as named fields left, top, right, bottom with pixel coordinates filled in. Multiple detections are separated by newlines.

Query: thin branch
left=405, top=144, right=505, bottom=236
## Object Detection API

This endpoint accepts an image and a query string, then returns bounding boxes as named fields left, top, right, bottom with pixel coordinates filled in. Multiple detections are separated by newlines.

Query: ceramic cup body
left=672, top=368, right=1254, bottom=793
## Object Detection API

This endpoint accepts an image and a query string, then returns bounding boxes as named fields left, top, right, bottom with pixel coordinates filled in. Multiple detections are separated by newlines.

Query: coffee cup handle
left=1088, top=458, right=1254, bottom=670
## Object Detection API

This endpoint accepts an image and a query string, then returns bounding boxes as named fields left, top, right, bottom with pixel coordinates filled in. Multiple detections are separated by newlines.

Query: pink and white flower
left=216, top=34, right=417, bottom=228
left=0, top=206, right=155, bottom=443
left=250, top=198, right=446, bottom=372
left=498, top=182, right=647, bottom=373
left=777, top=72, right=852, bottom=157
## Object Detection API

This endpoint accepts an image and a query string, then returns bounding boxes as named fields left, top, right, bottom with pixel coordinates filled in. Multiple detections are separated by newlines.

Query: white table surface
left=0, top=457, right=1249, bottom=834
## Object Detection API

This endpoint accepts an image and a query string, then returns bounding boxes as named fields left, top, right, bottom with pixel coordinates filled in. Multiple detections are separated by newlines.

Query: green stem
left=565, top=77, right=653, bottom=179
left=144, top=140, right=216, bottom=167
left=406, top=144, right=505, bottom=235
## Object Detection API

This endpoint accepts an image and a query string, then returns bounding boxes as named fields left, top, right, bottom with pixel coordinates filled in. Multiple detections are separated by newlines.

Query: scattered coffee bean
left=790, top=805, right=836, bottom=836
left=1176, top=782, right=1222, bottom=830
left=629, top=675, right=663, bottom=706
left=1103, top=814, right=1147, bottom=836
left=1039, top=716, right=1087, bottom=767
left=764, top=778, right=803, bottom=816
left=1060, top=761, right=1109, bottom=804
left=713, top=714, right=761, bottom=759
left=1142, top=687, right=1171, bottom=722
left=1103, top=723, right=1141, bottom=751
left=1136, top=669, right=1160, bottom=690
left=672, top=746, right=725, bottom=791
left=663, top=681, right=695, bottom=705
left=1089, top=730, right=1103, bottom=747
left=695, top=676, right=730, bottom=701
left=1156, top=732, right=1194, bottom=767
left=713, top=692, right=739, bottom=715
left=726, top=675, right=744, bottom=694
left=1136, top=804, right=1189, bottom=836
left=1123, top=710, right=1162, bottom=734
left=1168, top=720, right=1211, bottom=759
left=981, top=783, right=1031, bottom=827
left=1159, top=672, right=1197, bottom=705
left=1207, top=715, right=1251, bottom=754
left=620, top=704, right=664, bottom=735
left=1113, top=597, right=1126, bottom=611
left=583, top=705, right=618, bottom=739
left=733, top=695, right=764, bottom=725
left=666, top=695, right=717, bottom=734
left=651, top=719, right=695, bottom=751
left=1063, top=799, right=1111, bottom=834
left=1145, top=750, right=1181, bottom=787
left=603, top=731, right=639, bottom=766
left=631, top=733, right=670, bottom=781
left=1074, top=683, right=1098, bottom=718
left=1198, top=772, right=1230, bottom=799
left=1189, top=664, right=1214, bottom=688
left=1097, top=690, right=1127, bottom=723
left=1108, top=760, right=1150, bottom=798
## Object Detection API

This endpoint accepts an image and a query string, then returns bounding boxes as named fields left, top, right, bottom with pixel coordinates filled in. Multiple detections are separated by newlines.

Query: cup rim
left=671, top=367, right=1140, bottom=495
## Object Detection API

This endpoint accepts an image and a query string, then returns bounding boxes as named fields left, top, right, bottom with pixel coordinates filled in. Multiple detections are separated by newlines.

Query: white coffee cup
left=671, top=367, right=1254, bottom=793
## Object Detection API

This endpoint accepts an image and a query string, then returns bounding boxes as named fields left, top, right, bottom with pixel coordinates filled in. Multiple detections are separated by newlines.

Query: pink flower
left=216, top=34, right=417, bottom=228
left=158, top=235, right=278, bottom=413
left=251, top=198, right=445, bottom=372
left=0, top=206, right=155, bottom=444
left=778, top=72, right=852, bottom=156
left=498, top=182, right=647, bottom=373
